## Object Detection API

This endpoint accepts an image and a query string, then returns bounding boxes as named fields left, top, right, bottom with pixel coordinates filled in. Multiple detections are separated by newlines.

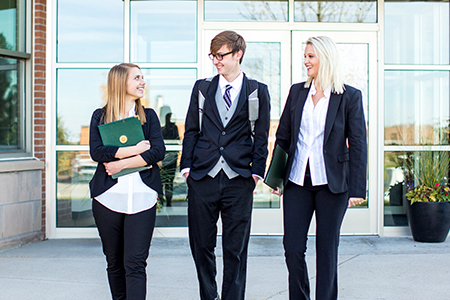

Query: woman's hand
left=104, top=160, right=125, bottom=176
left=348, top=197, right=364, bottom=207
left=135, top=140, right=151, bottom=154
left=271, top=187, right=283, bottom=196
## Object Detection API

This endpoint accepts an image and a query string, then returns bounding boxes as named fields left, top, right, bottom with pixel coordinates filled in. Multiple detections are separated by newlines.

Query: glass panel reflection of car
left=73, top=154, right=96, bottom=182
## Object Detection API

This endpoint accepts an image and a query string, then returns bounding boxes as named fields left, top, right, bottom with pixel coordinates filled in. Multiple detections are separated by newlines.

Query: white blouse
left=95, top=104, right=158, bottom=214
left=289, top=81, right=332, bottom=186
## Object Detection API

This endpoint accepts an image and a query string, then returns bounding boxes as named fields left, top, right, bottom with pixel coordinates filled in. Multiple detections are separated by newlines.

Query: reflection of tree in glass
left=57, top=116, right=71, bottom=145
left=238, top=1, right=288, bottom=21
left=0, top=34, right=19, bottom=148
left=296, top=1, right=375, bottom=23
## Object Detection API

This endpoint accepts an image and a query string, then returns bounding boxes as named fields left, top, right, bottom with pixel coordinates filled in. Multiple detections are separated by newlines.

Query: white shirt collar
left=219, top=71, right=244, bottom=92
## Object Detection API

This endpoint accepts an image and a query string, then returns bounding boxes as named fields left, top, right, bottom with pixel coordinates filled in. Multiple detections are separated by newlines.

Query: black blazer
left=89, top=108, right=166, bottom=198
left=275, top=82, right=367, bottom=198
left=180, top=74, right=270, bottom=180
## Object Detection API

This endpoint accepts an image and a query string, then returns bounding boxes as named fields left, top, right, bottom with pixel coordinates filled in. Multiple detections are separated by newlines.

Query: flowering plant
left=404, top=150, right=450, bottom=204
left=406, top=183, right=450, bottom=204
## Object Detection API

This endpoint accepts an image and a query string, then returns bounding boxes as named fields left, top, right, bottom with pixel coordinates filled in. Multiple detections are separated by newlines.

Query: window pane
left=57, top=69, right=107, bottom=145
left=57, top=0, right=123, bottom=62
left=138, top=69, right=196, bottom=226
left=0, top=57, right=24, bottom=152
left=131, top=1, right=197, bottom=63
left=384, top=71, right=450, bottom=145
left=384, top=151, right=408, bottom=226
left=57, top=151, right=95, bottom=227
left=294, top=0, right=377, bottom=23
left=385, top=0, right=450, bottom=65
left=0, top=0, right=19, bottom=51
left=205, top=0, right=288, bottom=22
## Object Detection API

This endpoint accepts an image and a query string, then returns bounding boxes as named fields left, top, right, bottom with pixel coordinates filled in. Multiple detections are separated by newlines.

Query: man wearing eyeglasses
left=181, top=30, right=270, bottom=300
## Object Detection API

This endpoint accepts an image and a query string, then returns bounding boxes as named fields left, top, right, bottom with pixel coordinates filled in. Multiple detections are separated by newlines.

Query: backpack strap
left=246, top=78, right=259, bottom=139
left=198, top=76, right=214, bottom=133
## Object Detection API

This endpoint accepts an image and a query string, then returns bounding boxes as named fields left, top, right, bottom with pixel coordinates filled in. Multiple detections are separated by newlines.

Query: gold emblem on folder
left=119, top=135, right=128, bottom=144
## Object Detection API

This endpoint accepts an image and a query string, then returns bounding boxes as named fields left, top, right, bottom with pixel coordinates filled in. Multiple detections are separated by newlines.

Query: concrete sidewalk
left=0, top=236, right=449, bottom=300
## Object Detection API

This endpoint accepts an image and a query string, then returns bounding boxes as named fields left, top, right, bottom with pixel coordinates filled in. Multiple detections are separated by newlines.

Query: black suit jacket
left=275, top=82, right=367, bottom=198
left=181, top=74, right=270, bottom=180
left=89, top=108, right=166, bottom=198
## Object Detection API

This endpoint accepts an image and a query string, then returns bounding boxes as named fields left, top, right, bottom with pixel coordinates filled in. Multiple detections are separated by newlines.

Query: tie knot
left=225, top=84, right=232, bottom=92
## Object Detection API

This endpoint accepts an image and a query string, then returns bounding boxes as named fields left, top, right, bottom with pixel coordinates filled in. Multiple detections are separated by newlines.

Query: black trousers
left=187, top=171, right=255, bottom=300
left=283, top=174, right=348, bottom=300
left=92, top=200, right=156, bottom=300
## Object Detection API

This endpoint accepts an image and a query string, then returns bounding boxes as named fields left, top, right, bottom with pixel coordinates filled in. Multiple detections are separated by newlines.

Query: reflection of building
left=1, top=0, right=450, bottom=249
left=385, top=125, right=438, bottom=145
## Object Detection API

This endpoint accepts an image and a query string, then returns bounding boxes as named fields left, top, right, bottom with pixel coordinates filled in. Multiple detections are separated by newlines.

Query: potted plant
left=405, top=150, right=450, bottom=242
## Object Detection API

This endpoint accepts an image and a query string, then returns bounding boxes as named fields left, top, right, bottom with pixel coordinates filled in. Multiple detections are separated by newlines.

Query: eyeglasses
left=208, top=51, right=233, bottom=61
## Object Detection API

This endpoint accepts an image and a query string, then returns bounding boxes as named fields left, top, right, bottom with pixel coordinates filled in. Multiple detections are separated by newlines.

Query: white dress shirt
left=95, top=104, right=158, bottom=214
left=289, top=81, right=332, bottom=186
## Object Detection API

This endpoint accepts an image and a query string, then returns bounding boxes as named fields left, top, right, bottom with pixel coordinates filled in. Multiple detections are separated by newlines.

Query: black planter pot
left=406, top=201, right=450, bottom=243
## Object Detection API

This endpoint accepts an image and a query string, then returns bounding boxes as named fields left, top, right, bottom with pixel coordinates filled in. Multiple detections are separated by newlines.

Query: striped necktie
left=224, top=84, right=232, bottom=110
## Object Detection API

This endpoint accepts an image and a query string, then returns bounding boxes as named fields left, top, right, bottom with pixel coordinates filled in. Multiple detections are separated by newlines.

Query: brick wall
left=34, top=0, right=47, bottom=236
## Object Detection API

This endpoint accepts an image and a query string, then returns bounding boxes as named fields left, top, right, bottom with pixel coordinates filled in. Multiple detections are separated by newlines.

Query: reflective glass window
left=131, top=1, right=197, bottom=63
left=57, top=0, right=124, bottom=63
left=385, top=0, right=450, bottom=65
left=294, top=0, right=377, bottom=23
left=57, top=69, right=108, bottom=145
left=57, top=150, right=95, bottom=227
left=0, top=0, right=26, bottom=52
left=0, top=57, right=25, bottom=152
left=384, top=151, right=408, bottom=226
left=142, top=69, right=196, bottom=226
left=205, top=1, right=288, bottom=22
left=384, top=71, right=450, bottom=145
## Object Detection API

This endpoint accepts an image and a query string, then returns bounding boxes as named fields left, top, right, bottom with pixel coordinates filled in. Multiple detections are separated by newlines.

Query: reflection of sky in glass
left=242, top=42, right=281, bottom=118
left=384, top=71, right=449, bottom=130
left=142, top=69, right=197, bottom=125
left=0, top=8, right=16, bottom=51
left=131, top=1, right=196, bottom=63
left=57, top=69, right=108, bottom=144
left=57, top=0, right=123, bottom=62
left=294, top=1, right=376, bottom=23
left=385, top=2, right=449, bottom=65
left=205, top=1, right=288, bottom=21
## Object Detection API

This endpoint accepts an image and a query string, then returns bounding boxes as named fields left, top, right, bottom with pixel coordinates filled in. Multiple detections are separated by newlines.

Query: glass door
left=292, top=31, right=378, bottom=234
left=203, top=30, right=291, bottom=234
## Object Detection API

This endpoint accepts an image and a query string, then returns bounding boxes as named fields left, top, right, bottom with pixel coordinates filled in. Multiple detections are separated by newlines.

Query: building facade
left=0, top=0, right=449, bottom=247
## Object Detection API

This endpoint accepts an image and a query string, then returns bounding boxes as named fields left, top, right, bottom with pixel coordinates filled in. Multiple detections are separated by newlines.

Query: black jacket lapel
left=324, top=92, right=343, bottom=144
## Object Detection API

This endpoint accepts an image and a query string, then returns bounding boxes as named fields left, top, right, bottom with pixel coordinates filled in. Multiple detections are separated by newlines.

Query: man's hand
left=348, top=197, right=364, bottom=207
left=252, top=175, right=259, bottom=189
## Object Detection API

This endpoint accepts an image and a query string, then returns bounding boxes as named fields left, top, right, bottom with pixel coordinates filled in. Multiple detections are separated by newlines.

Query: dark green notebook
left=264, top=144, right=288, bottom=190
left=98, top=117, right=148, bottom=179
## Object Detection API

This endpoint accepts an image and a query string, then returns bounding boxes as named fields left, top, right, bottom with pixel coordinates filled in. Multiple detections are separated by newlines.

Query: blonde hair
left=304, top=36, right=345, bottom=94
left=103, top=63, right=146, bottom=124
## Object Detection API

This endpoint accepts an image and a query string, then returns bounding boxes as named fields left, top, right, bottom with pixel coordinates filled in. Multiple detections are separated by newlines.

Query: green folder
left=264, top=144, right=288, bottom=191
left=98, top=116, right=148, bottom=179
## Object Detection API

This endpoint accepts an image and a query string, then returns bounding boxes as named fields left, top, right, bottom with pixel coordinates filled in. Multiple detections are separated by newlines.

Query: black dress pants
left=92, top=199, right=156, bottom=300
left=187, top=171, right=255, bottom=300
left=283, top=174, right=348, bottom=300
